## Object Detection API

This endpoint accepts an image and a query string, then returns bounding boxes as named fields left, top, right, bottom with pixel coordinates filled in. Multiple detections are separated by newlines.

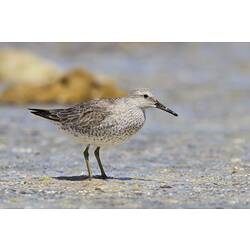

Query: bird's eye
left=143, top=94, right=149, bottom=98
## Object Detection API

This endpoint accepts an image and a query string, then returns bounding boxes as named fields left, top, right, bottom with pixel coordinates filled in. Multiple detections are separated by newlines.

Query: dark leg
left=94, top=147, right=108, bottom=179
left=83, top=145, right=92, bottom=179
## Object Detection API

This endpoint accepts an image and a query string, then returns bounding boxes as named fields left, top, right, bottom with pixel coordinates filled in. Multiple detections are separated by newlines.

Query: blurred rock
left=0, top=49, right=62, bottom=85
left=0, top=68, right=127, bottom=104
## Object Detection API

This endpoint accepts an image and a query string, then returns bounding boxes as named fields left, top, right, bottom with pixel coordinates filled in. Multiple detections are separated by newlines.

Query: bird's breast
left=110, top=107, right=146, bottom=136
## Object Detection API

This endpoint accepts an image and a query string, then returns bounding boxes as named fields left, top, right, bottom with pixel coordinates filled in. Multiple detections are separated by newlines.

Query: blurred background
left=0, top=43, right=250, bottom=208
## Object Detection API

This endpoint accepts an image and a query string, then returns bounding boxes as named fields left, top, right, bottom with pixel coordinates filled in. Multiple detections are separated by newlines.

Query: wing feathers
left=29, top=108, right=60, bottom=122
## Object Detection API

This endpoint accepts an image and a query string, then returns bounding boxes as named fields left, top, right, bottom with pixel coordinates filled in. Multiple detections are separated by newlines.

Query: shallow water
left=0, top=43, right=250, bottom=208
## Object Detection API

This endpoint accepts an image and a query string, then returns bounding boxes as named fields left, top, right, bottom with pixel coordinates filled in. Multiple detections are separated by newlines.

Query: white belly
left=59, top=108, right=146, bottom=147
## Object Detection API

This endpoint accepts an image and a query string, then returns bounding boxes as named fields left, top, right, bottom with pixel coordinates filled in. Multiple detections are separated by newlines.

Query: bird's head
left=129, top=89, right=178, bottom=117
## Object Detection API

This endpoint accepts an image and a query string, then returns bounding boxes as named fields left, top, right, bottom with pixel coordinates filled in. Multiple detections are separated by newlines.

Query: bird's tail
left=29, top=108, right=60, bottom=122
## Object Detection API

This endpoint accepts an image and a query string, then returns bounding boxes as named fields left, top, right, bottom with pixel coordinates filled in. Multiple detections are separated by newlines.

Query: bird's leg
left=94, top=147, right=108, bottom=179
left=83, top=145, right=92, bottom=179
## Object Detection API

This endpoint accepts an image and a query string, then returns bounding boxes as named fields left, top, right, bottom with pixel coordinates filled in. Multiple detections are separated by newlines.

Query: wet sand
left=0, top=43, right=250, bottom=208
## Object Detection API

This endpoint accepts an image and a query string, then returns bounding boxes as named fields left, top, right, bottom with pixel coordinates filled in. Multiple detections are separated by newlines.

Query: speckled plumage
left=50, top=98, right=146, bottom=146
left=29, top=89, right=178, bottom=178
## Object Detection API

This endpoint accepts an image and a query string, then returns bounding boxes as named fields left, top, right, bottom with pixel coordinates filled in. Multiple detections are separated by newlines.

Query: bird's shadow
left=53, top=175, right=152, bottom=182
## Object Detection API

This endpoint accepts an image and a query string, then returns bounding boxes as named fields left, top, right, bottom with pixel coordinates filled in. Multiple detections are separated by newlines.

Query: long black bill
left=155, top=101, right=178, bottom=117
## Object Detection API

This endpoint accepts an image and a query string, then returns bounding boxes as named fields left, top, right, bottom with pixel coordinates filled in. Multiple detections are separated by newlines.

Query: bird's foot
left=98, top=174, right=109, bottom=180
left=87, top=176, right=93, bottom=181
